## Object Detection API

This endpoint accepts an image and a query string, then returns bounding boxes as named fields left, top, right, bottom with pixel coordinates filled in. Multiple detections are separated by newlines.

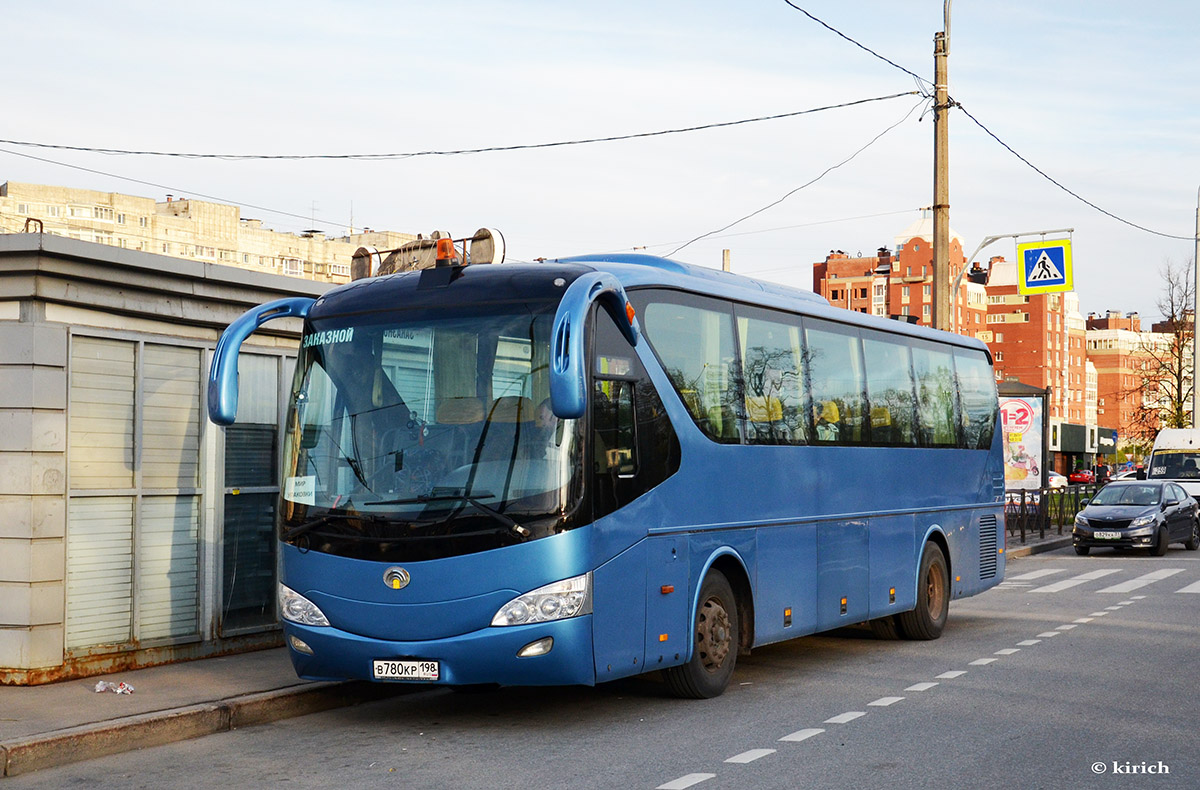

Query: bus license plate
left=1093, top=530, right=1121, bottom=540
left=373, top=659, right=440, bottom=681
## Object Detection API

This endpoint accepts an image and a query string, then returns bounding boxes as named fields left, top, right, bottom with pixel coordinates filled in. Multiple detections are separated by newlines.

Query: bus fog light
left=279, top=584, right=330, bottom=627
left=288, top=635, right=314, bottom=655
left=517, top=637, right=554, bottom=658
left=491, top=573, right=592, bottom=626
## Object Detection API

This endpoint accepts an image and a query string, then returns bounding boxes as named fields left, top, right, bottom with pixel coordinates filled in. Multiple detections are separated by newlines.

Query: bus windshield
left=1147, top=450, right=1200, bottom=480
left=280, top=300, right=584, bottom=561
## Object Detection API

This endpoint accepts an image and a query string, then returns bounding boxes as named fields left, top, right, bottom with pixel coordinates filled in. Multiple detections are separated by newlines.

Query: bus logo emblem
left=383, top=567, right=411, bottom=590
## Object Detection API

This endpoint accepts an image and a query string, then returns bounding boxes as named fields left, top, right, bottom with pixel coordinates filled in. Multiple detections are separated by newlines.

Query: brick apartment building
left=810, top=212, right=986, bottom=332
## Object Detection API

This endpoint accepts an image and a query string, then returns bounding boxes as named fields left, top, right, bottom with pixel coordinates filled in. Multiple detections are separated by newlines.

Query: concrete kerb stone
left=1006, top=535, right=1073, bottom=558
left=1, top=681, right=409, bottom=778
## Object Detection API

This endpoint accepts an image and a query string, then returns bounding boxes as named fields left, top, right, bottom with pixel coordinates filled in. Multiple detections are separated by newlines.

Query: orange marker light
left=436, top=237, right=456, bottom=263
left=659, top=634, right=668, bottom=642
left=660, top=585, right=674, bottom=594
left=625, top=302, right=636, bottom=324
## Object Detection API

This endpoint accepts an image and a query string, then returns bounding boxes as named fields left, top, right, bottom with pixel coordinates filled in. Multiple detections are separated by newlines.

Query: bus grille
left=979, top=515, right=998, bottom=579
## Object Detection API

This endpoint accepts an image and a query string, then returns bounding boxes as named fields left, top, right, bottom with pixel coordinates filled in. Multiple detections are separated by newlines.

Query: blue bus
left=208, top=250, right=1005, bottom=698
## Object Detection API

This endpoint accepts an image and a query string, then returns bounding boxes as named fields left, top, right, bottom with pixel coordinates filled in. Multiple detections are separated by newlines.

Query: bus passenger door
left=816, top=519, right=869, bottom=631
left=644, top=536, right=689, bottom=668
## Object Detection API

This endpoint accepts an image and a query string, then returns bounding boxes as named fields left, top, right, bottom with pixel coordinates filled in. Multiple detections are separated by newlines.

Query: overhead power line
left=666, top=97, right=928, bottom=258
left=955, top=104, right=1194, bottom=242
left=782, top=1, right=932, bottom=89
left=0, top=93, right=919, bottom=161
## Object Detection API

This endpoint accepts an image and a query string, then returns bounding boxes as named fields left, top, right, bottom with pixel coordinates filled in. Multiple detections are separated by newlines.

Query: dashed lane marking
left=1097, top=568, right=1184, bottom=594
left=1088, top=612, right=1109, bottom=617
left=1176, top=579, right=1200, bottom=594
left=1073, top=618, right=1094, bottom=623
left=1017, top=639, right=1041, bottom=646
left=1036, top=632, right=1060, bottom=637
left=657, top=773, right=715, bottom=790
left=905, top=682, right=938, bottom=692
left=969, top=658, right=997, bottom=665
left=936, top=670, right=967, bottom=679
left=824, top=711, right=866, bottom=724
left=779, top=728, right=825, bottom=743
left=868, top=696, right=904, bottom=707
left=995, top=648, right=1020, bottom=655
left=1055, top=624, right=1078, bottom=630
left=725, top=749, right=775, bottom=764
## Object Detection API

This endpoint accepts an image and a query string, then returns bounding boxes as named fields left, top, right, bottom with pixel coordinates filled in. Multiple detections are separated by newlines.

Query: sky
left=3, top=0, right=1198, bottom=323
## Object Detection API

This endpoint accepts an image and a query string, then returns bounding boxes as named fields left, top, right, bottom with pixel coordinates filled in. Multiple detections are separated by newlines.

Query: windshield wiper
left=283, top=510, right=385, bottom=541
left=373, top=492, right=530, bottom=538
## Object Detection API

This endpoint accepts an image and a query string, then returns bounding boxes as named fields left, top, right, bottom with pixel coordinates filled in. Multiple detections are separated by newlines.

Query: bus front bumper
left=282, top=615, right=596, bottom=687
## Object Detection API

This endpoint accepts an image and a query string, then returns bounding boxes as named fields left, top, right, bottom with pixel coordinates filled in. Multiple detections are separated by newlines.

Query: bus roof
left=556, top=253, right=991, bottom=356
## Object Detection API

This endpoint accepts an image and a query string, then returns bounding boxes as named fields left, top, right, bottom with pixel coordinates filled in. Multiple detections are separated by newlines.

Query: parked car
left=1047, top=471, right=1068, bottom=488
left=1112, top=469, right=1139, bottom=480
left=1068, top=469, right=1096, bottom=484
left=1072, top=480, right=1200, bottom=556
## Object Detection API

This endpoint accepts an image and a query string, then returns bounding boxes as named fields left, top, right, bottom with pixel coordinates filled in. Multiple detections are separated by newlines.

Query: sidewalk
left=0, top=647, right=405, bottom=778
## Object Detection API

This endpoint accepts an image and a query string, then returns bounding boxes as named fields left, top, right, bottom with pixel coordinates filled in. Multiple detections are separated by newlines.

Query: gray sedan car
left=1072, top=481, right=1200, bottom=556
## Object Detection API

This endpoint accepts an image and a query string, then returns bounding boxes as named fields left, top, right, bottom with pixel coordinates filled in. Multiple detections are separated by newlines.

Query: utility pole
left=932, top=11, right=951, bottom=332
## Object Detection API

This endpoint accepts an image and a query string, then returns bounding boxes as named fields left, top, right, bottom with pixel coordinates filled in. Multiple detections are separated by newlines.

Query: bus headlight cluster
left=491, top=573, right=592, bottom=626
left=279, top=583, right=330, bottom=627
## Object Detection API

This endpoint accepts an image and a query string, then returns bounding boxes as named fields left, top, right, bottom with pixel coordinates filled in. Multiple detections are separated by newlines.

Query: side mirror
left=1079, top=498, right=1089, bottom=508
left=1136, top=470, right=1147, bottom=480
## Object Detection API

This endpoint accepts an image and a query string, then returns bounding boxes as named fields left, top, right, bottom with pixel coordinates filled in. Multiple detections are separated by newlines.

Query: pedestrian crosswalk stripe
left=1007, top=568, right=1066, bottom=581
left=1096, top=568, right=1184, bottom=593
left=1176, top=579, right=1200, bottom=594
left=1030, top=569, right=1122, bottom=593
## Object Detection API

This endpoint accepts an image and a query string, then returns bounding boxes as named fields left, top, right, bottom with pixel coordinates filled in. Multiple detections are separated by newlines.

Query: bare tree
left=1124, top=258, right=1194, bottom=440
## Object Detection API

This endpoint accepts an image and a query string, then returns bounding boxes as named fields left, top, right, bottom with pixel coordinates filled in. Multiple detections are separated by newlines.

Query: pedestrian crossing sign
left=1017, top=239, right=1073, bottom=295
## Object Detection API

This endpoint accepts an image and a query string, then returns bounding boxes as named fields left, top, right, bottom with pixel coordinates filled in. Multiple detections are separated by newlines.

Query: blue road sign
left=1017, top=239, right=1073, bottom=295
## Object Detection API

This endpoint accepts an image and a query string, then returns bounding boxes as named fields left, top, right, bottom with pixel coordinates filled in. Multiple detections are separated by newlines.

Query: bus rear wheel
left=665, top=569, right=738, bottom=699
left=898, top=542, right=949, bottom=640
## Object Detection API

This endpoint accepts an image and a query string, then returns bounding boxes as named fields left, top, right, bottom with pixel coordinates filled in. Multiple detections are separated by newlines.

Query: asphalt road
left=9, top=545, right=1198, bottom=789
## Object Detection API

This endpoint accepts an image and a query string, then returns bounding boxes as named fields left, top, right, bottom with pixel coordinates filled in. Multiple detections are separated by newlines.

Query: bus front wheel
left=898, top=542, right=949, bottom=640
left=665, top=569, right=738, bottom=699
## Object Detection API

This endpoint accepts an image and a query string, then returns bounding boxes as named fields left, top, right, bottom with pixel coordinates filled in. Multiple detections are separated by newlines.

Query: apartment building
left=810, top=212, right=985, bottom=330
left=0, top=181, right=417, bottom=284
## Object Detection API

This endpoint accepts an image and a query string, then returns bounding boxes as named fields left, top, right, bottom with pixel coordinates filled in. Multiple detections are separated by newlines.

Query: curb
left=0, top=681, right=407, bottom=778
left=1006, top=536, right=1073, bottom=558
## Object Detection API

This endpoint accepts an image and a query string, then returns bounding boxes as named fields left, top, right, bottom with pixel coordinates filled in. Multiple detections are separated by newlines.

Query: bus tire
left=869, top=615, right=902, bottom=640
left=665, top=569, right=738, bottom=699
left=898, top=542, right=949, bottom=641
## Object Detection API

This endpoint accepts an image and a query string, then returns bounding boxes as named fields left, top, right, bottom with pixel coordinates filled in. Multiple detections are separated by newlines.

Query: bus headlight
left=279, top=584, right=330, bottom=627
left=491, top=573, right=592, bottom=626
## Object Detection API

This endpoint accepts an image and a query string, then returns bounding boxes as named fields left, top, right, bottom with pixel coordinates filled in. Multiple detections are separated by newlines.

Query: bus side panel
left=867, top=514, right=917, bottom=618
left=754, top=524, right=818, bottom=645
left=592, top=541, right=647, bottom=683
left=816, top=519, right=869, bottom=632
left=644, top=535, right=690, bottom=667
